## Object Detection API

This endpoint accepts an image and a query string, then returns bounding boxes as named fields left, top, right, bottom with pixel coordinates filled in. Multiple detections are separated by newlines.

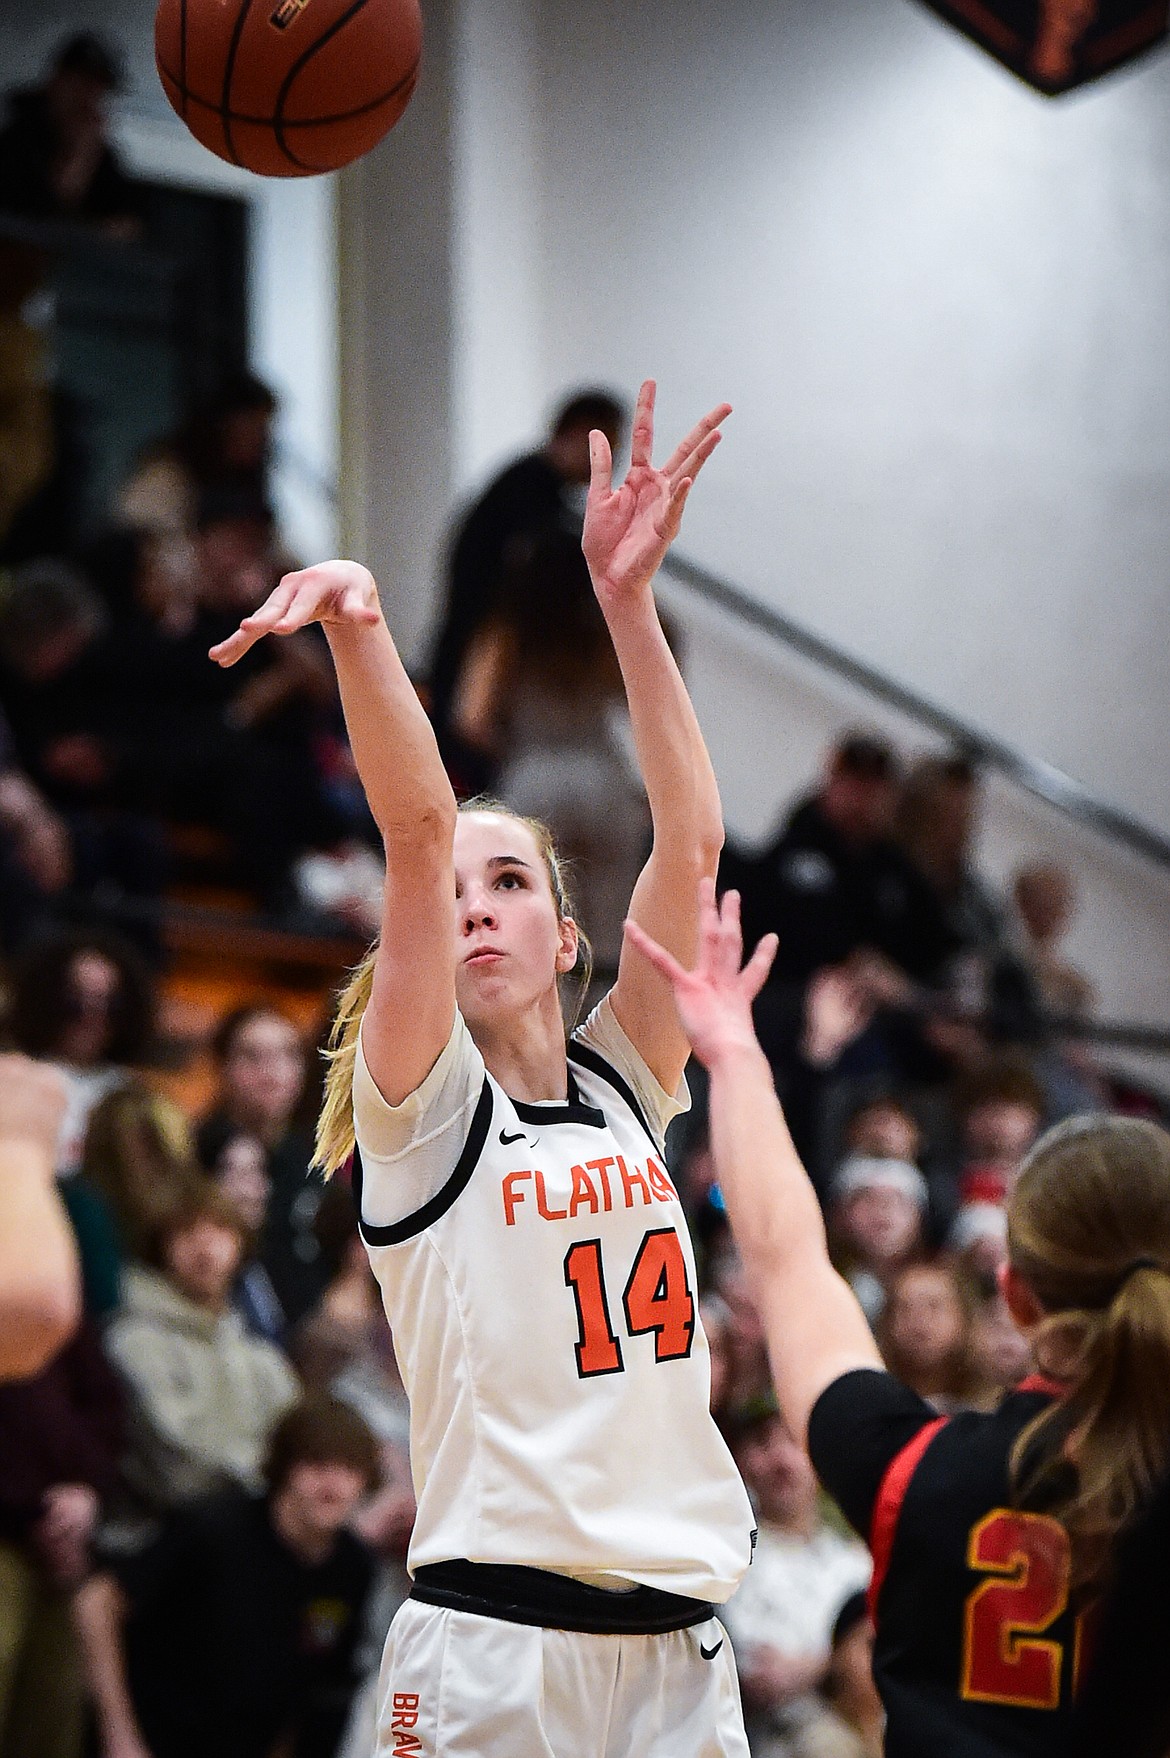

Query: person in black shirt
left=0, top=36, right=140, bottom=234
left=427, top=389, right=627, bottom=777
left=626, top=884, right=1170, bottom=1758
left=722, top=733, right=916, bottom=1084
left=76, top=1395, right=379, bottom=1758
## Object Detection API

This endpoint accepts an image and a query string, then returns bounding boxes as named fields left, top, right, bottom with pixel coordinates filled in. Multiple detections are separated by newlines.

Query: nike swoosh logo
left=499, top=1129, right=528, bottom=1146
left=700, top=1639, right=723, bottom=1661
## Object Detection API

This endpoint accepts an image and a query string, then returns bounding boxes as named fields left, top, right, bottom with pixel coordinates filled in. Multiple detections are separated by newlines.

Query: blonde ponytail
left=1007, top=1115, right=1170, bottom=1592
left=315, top=943, right=378, bottom=1174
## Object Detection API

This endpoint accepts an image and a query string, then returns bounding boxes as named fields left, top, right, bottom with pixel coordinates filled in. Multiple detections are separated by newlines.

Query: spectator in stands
left=951, top=1057, right=1045, bottom=1212
left=0, top=1319, right=123, bottom=1758
left=118, top=372, right=280, bottom=563
left=76, top=1395, right=378, bottom=1758
left=722, top=1407, right=870, bottom=1757
left=891, top=755, right=1039, bottom=1055
left=81, top=1083, right=203, bottom=1264
left=947, top=1199, right=1010, bottom=1284
left=6, top=926, right=155, bottom=1175
left=0, top=563, right=107, bottom=791
left=724, top=733, right=916, bottom=1082
left=789, top=1592, right=884, bottom=1758
left=0, top=1054, right=79, bottom=1380
left=291, top=1194, right=409, bottom=1457
left=877, top=1261, right=975, bottom=1410
left=841, top=1094, right=922, bottom=1166
left=451, top=527, right=649, bottom=977
left=197, top=1006, right=326, bottom=1326
left=428, top=388, right=627, bottom=768
left=0, top=35, right=140, bottom=234
left=0, top=240, right=54, bottom=549
left=707, top=1245, right=775, bottom=1415
left=827, top=1156, right=928, bottom=1327
left=0, top=561, right=167, bottom=922
left=0, top=708, right=71, bottom=954
left=730, top=732, right=902, bottom=987
left=105, top=1184, right=298, bottom=1513
left=964, top=1287, right=1031, bottom=1412
left=199, top=1124, right=286, bottom=1340
left=1012, top=862, right=1093, bottom=1020
left=55, top=497, right=334, bottom=908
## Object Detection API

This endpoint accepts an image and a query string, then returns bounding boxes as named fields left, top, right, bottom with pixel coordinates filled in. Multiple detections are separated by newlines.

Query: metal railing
left=661, top=549, right=1170, bottom=874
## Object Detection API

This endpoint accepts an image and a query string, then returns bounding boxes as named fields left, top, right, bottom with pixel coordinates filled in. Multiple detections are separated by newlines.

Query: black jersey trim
left=353, top=1076, right=493, bottom=1247
left=511, top=1065, right=607, bottom=1129
left=411, top=1558, right=713, bottom=1635
left=567, top=1039, right=663, bottom=1154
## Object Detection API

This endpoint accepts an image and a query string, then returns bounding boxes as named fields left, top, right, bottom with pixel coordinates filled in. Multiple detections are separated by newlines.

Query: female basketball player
left=627, top=883, right=1170, bottom=1758
left=210, top=383, right=755, bottom=1758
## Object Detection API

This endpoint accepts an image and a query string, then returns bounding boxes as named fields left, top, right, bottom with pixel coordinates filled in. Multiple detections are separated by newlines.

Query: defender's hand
left=622, top=880, right=777, bottom=1070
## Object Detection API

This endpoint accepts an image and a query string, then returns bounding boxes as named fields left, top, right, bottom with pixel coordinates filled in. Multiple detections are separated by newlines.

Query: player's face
left=453, top=813, right=578, bottom=1026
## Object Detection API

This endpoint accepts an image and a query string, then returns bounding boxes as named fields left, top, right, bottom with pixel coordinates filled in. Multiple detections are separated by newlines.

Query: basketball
left=154, top=0, right=422, bottom=178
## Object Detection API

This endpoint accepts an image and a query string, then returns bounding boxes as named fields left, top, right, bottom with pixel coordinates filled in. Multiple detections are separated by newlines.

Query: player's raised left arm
left=624, top=885, right=882, bottom=1444
left=585, top=380, right=729, bottom=1093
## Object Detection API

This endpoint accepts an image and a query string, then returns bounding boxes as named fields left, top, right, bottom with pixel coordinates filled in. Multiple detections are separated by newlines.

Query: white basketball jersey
left=352, top=1016, right=755, bottom=1604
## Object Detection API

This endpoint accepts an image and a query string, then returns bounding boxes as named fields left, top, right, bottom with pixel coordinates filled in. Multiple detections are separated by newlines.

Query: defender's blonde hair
left=1007, top=1113, right=1170, bottom=1593
left=315, top=799, right=592, bottom=1174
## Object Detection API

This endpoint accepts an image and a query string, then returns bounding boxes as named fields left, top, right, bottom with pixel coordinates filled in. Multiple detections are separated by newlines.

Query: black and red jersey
left=809, top=1367, right=1086, bottom=1758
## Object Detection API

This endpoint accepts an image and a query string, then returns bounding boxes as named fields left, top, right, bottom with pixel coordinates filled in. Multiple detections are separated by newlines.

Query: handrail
left=661, top=550, right=1170, bottom=873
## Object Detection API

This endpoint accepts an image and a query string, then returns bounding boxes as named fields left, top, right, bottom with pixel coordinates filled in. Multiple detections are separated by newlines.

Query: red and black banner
left=913, top=0, right=1169, bottom=93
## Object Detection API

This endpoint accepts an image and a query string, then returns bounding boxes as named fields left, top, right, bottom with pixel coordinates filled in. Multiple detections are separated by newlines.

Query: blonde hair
left=315, top=799, right=593, bottom=1174
left=1007, top=1113, right=1170, bottom=1593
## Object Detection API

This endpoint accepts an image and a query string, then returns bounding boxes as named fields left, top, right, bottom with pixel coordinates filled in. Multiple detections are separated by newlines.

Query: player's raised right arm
left=211, top=562, right=457, bottom=1104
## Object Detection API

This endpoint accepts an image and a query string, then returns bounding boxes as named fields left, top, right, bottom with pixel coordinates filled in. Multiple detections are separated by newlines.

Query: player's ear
left=555, top=916, right=580, bottom=976
left=1000, top=1261, right=1044, bottom=1332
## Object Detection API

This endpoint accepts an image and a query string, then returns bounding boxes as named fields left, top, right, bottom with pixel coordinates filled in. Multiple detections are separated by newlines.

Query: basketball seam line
left=221, top=0, right=261, bottom=166
left=279, top=57, right=417, bottom=171
left=274, top=0, right=377, bottom=170
left=179, top=0, right=189, bottom=117
left=157, top=57, right=418, bottom=129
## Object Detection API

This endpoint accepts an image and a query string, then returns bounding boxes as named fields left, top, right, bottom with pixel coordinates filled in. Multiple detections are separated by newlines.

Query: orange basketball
left=155, top=0, right=422, bottom=178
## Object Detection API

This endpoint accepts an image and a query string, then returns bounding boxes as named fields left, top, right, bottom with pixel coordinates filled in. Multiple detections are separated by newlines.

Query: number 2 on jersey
left=961, top=1510, right=1071, bottom=1709
left=564, top=1230, right=695, bottom=1378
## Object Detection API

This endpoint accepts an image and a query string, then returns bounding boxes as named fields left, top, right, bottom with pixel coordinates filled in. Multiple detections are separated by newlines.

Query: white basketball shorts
left=374, top=1597, right=750, bottom=1758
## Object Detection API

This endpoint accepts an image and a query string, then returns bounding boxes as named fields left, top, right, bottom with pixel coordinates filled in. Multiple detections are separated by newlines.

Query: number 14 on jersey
left=564, top=1229, right=696, bottom=1378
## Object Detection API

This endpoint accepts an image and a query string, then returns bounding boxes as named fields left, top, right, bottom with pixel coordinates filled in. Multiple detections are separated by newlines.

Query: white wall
left=1, top=0, right=339, bottom=562
left=430, top=0, right=1170, bottom=1048
left=510, top=0, right=1170, bottom=837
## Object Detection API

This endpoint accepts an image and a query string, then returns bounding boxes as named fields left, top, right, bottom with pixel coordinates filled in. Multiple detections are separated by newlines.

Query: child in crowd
left=876, top=1261, right=974, bottom=1410
left=77, top=1395, right=379, bottom=1758
left=82, top=1082, right=203, bottom=1262
left=952, top=1060, right=1045, bottom=1210
left=827, top=1157, right=928, bottom=1326
left=963, top=1287, right=1032, bottom=1412
left=105, top=1184, right=298, bottom=1513
left=841, top=1095, right=922, bottom=1167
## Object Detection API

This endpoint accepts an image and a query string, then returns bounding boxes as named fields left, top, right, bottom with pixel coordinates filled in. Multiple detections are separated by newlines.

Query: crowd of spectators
left=0, top=721, right=1158, bottom=1758
left=2, top=34, right=1168, bottom=1758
